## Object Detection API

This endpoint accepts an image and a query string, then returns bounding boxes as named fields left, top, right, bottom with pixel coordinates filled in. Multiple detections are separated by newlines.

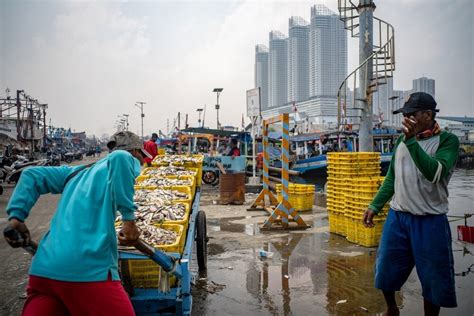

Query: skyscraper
left=255, top=45, right=269, bottom=111
left=288, top=16, right=309, bottom=103
left=373, top=77, right=394, bottom=123
left=269, top=30, right=288, bottom=108
left=309, top=5, right=347, bottom=98
left=412, top=77, right=435, bottom=97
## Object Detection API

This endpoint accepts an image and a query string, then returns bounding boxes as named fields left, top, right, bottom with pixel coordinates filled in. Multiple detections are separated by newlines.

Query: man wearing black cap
left=4, top=131, right=152, bottom=315
left=363, top=92, right=459, bottom=315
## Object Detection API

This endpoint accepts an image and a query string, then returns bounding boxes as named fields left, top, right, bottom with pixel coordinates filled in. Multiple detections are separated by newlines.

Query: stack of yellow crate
left=152, top=154, right=204, bottom=186
left=327, top=152, right=388, bottom=247
left=275, top=183, right=315, bottom=211
left=124, top=154, right=203, bottom=288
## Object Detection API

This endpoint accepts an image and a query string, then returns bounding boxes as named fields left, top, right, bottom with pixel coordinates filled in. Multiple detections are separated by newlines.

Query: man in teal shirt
left=5, top=131, right=151, bottom=315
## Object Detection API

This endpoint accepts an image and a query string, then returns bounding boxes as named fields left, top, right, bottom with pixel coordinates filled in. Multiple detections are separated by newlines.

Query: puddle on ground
left=207, top=216, right=261, bottom=236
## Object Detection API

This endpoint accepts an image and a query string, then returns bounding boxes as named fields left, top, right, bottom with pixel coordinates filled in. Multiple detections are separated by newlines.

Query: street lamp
left=196, top=108, right=203, bottom=128
left=135, top=102, right=146, bottom=140
left=213, top=88, right=223, bottom=130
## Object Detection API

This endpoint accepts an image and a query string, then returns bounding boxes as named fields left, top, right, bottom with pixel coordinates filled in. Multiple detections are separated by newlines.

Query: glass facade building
left=255, top=45, right=269, bottom=111
left=269, top=31, right=288, bottom=108
left=309, top=5, right=347, bottom=98
left=412, top=77, right=435, bottom=97
left=288, top=16, right=309, bottom=104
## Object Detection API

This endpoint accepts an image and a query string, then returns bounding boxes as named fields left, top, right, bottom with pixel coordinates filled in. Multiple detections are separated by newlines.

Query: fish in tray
left=116, top=222, right=178, bottom=246
left=136, top=222, right=178, bottom=246
left=135, top=203, right=187, bottom=223
left=145, top=166, right=196, bottom=177
left=134, top=189, right=190, bottom=204
left=138, top=177, right=192, bottom=187
left=153, top=155, right=201, bottom=165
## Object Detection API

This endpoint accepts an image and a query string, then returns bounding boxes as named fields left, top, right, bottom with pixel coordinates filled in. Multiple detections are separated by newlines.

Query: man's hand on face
left=402, top=116, right=418, bottom=139
left=118, top=221, right=140, bottom=246
left=5, top=218, right=31, bottom=248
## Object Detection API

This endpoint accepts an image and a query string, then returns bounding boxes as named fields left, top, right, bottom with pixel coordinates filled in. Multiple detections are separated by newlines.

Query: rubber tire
left=202, top=171, right=217, bottom=185
left=196, top=210, right=208, bottom=271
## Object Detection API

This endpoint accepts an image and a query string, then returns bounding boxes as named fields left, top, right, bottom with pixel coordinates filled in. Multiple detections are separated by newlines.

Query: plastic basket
left=135, top=175, right=196, bottom=195
left=141, top=166, right=198, bottom=179
left=116, top=202, right=190, bottom=228
left=151, top=223, right=185, bottom=253
left=328, top=211, right=337, bottom=233
left=356, top=218, right=385, bottom=247
left=333, top=211, right=347, bottom=237
left=345, top=213, right=359, bottom=243
left=134, top=186, right=193, bottom=205
left=123, top=259, right=177, bottom=289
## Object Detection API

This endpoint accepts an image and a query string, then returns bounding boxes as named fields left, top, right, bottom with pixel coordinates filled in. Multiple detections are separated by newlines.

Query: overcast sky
left=0, top=0, right=472, bottom=137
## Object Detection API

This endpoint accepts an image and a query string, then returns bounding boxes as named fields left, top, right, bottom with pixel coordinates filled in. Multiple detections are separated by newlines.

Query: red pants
left=23, top=275, right=135, bottom=316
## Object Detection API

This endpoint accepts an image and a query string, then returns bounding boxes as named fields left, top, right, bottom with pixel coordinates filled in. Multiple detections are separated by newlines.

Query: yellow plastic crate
left=115, top=202, right=190, bottom=228
left=134, top=186, right=193, bottom=205
left=162, top=202, right=191, bottom=228
left=135, top=175, right=196, bottom=195
left=356, top=217, right=386, bottom=247
left=333, top=211, right=347, bottom=236
left=141, top=166, right=198, bottom=179
left=123, top=259, right=177, bottom=289
left=328, top=211, right=337, bottom=233
left=152, top=223, right=185, bottom=253
left=345, top=213, right=359, bottom=243
left=151, top=155, right=204, bottom=186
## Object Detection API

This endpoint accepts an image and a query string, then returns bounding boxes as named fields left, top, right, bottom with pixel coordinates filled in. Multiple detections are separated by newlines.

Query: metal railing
left=337, top=0, right=395, bottom=130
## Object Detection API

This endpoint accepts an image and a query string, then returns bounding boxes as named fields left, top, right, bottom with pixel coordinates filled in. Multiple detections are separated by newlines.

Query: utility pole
left=42, top=104, right=48, bottom=149
left=213, top=88, right=223, bottom=130
left=197, top=108, right=203, bottom=127
left=357, top=0, right=375, bottom=151
left=202, top=105, right=207, bottom=128
left=177, top=112, right=181, bottom=131
left=135, top=102, right=146, bottom=141
left=122, top=114, right=129, bottom=131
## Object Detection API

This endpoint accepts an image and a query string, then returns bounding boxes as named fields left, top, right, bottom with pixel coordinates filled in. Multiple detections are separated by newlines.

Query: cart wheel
left=196, top=210, right=208, bottom=271
left=202, top=171, right=217, bottom=185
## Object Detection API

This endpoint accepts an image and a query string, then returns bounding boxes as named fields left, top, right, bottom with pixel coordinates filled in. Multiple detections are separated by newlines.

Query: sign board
left=246, top=88, right=261, bottom=118
left=203, top=156, right=246, bottom=172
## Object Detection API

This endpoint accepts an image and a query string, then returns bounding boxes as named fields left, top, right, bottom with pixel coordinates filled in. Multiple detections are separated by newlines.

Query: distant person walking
left=143, top=133, right=159, bottom=167
left=363, top=92, right=459, bottom=316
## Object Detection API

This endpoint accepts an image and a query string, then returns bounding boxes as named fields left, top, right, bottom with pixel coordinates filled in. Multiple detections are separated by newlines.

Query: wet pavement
left=0, top=166, right=472, bottom=315
left=192, top=169, right=474, bottom=315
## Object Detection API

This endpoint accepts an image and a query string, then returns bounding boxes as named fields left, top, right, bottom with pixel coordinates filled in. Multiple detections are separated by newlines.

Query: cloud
left=1, top=0, right=472, bottom=136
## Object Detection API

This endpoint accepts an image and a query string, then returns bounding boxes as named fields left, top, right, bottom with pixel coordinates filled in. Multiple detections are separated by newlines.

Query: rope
left=455, top=264, right=474, bottom=277
left=447, top=213, right=473, bottom=224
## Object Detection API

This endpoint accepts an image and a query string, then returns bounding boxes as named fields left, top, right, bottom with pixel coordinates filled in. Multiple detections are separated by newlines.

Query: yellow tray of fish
left=140, top=166, right=199, bottom=179
left=134, top=186, right=193, bottom=206
left=151, top=155, right=204, bottom=186
left=116, top=203, right=191, bottom=231
left=135, top=175, right=196, bottom=195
